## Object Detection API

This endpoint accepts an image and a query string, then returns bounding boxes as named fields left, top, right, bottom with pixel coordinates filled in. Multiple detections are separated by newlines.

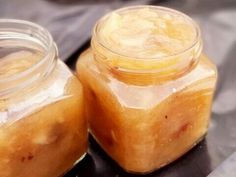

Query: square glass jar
left=76, top=6, right=217, bottom=174
left=0, top=19, right=87, bottom=177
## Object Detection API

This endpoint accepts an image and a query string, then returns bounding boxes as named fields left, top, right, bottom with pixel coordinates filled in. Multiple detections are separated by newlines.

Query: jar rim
left=0, top=19, right=57, bottom=96
left=0, top=19, right=55, bottom=83
left=92, top=5, right=201, bottom=61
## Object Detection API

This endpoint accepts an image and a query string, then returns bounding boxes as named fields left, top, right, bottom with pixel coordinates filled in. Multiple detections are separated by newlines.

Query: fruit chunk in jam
left=77, top=6, right=217, bottom=174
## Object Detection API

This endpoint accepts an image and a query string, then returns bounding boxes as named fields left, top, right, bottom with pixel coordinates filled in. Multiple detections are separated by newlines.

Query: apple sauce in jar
left=0, top=20, right=87, bottom=177
left=76, top=6, right=217, bottom=174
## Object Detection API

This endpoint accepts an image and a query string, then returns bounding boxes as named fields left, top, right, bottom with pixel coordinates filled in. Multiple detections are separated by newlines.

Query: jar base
left=73, top=152, right=87, bottom=166
left=59, top=152, right=87, bottom=177
left=90, top=131, right=206, bottom=175
left=125, top=134, right=206, bottom=175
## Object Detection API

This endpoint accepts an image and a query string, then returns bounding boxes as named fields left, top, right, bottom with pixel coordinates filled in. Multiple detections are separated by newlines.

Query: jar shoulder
left=0, top=60, right=83, bottom=126
left=77, top=49, right=217, bottom=82
left=77, top=50, right=217, bottom=109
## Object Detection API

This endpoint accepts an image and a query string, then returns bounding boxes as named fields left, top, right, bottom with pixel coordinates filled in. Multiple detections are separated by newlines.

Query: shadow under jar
left=76, top=6, right=217, bottom=174
left=0, top=20, right=87, bottom=177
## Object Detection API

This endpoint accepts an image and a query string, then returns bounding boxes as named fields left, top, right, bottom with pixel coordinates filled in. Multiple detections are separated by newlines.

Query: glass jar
left=0, top=19, right=87, bottom=177
left=76, top=6, right=217, bottom=174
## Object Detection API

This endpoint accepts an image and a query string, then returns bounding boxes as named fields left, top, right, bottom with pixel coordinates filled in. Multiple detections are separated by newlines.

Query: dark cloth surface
left=0, top=0, right=150, bottom=60
left=1, top=0, right=236, bottom=176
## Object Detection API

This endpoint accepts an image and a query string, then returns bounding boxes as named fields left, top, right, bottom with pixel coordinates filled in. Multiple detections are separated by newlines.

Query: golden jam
left=98, top=7, right=196, bottom=58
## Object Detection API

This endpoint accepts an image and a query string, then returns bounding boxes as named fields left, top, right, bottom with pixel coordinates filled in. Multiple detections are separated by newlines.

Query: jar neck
left=0, top=19, right=58, bottom=97
left=91, top=34, right=202, bottom=85
left=91, top=6, right=203, bottom=85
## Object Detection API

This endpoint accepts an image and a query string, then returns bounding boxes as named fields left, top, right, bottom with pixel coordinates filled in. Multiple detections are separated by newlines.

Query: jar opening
left=92, top=6, right=202, bottom=80
left=0, top=19, right=57, bottom=96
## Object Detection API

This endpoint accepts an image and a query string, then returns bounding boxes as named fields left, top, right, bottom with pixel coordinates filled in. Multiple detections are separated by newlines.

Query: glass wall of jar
left=76, top=6, right=217, bottom=174
left=0, top=19, right=87, bottom=177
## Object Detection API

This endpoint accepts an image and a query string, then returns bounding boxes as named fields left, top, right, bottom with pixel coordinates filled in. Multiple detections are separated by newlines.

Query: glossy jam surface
left=0, top=49, right=42, bottom=79
left=97, top=7, right=196, bottom=58
left=0, top=49, right=87, bottom=177
left=77, top=6, right=217, bottom=174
